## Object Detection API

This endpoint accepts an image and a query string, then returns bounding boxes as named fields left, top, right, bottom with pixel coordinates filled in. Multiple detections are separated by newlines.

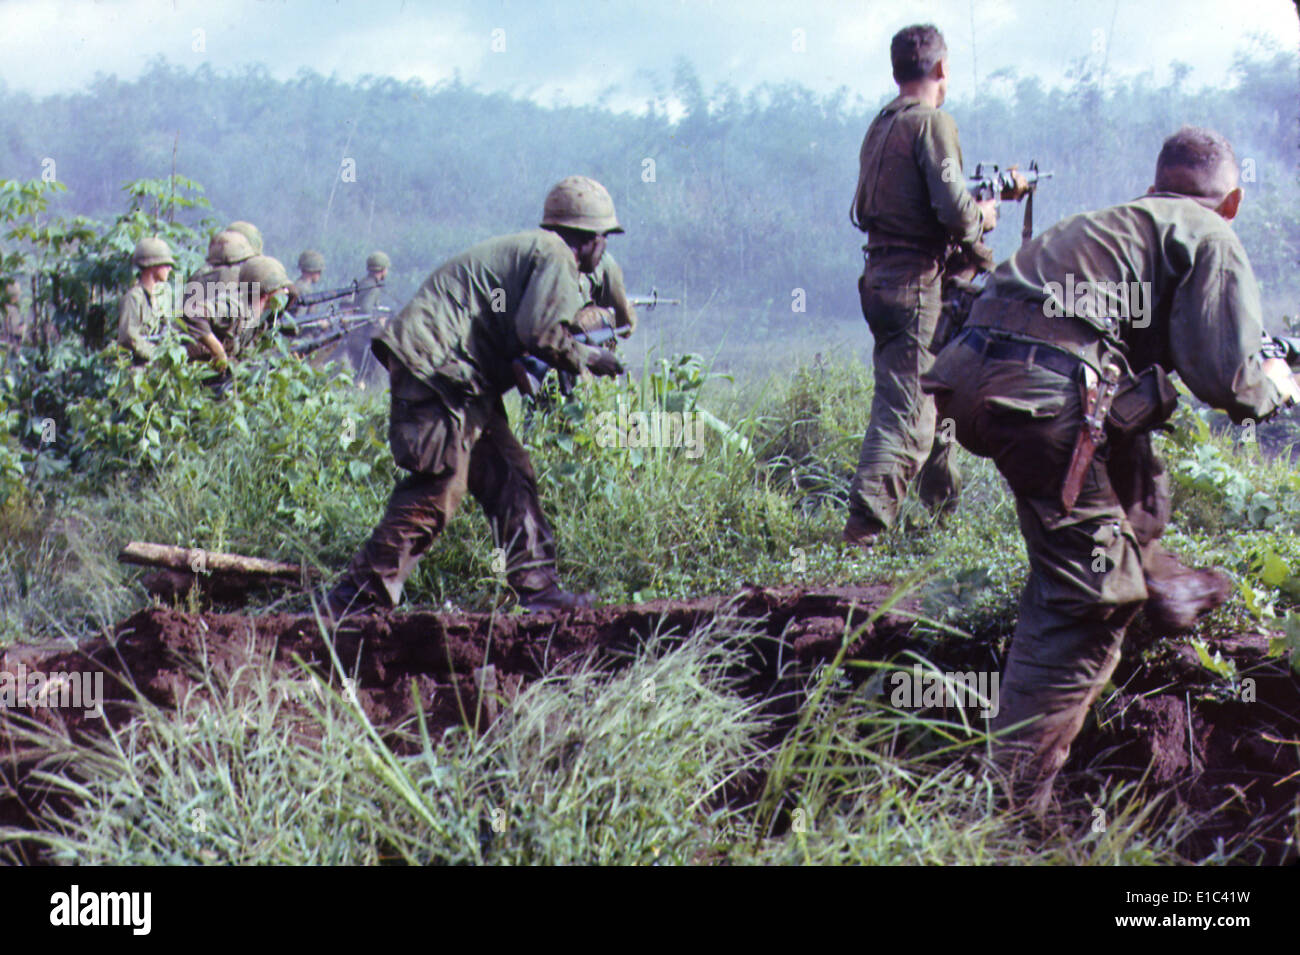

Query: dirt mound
left=2, top=584, right=1297, bottom=861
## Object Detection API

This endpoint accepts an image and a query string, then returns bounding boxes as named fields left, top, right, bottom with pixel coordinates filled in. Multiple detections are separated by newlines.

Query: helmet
left=366, top=251, right=390, bottom=272
left=238, top=255, right=292, bottom=296
left=540, top=176, right=623, bottom=234
left=132, top=236, right=175, bottom=268
left=298, top=249, right=325, bottom=272
left=207, top=230, right=256, bottom=266
left=226, top=220, right=264, bottom=255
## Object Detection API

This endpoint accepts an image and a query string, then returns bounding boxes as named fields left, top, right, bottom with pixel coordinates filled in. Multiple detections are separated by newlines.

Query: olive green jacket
left=966, top=193, right=1288, bottom=423
left=373, top=230, right=595, bottom=399
left=117, top=280, right=173, bottom=362
left=850, top=95, right=984, bottom=256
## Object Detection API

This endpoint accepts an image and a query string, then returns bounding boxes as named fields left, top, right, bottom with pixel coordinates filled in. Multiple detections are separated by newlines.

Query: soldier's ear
left=1215, top=187, right=1243, bottom=221
left=932, top=56, right=948, bottom=81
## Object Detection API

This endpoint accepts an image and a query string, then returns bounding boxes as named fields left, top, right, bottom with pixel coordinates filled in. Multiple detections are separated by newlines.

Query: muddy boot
left=518, top=583, right=595, bottom=613
left=1143, top=549, right=1233, bottom=633
left=842, top=511, right=886, bottom=551
left=325, top=577, right=388, bottom=619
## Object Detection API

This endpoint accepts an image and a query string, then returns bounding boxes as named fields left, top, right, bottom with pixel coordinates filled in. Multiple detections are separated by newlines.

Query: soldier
left=328, top=176, right=626, bottom=616
left=227, top=220, right=264, bottom=256
left=354, top=251, right=389, bottom=313
left=579, top=251, right=638, bottom=338
left=295, top=250, right=325, bottom=296
left=921, top=126, right=1300, bottom=815
left=1, top=278, right=26, bottom=348
left=182, top=230, right=256, bottom=360
left=116, top=236, right=176, bottom=363
left=186, top=254, right=292, bottom=372
left=842, top=23, right=1005, bottom=549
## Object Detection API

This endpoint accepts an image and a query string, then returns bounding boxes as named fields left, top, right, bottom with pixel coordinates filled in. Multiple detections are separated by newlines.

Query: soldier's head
left=132, top=236, right=174, bottom=284
left=298, top=249, right=325, bottom=284
left=366, top=251, right=390, bottom=282
left=238, top=255, right=292, bottom=316
left=540, top=176, right=623, bottom=273
left=891, top=24, right=948, bottom=104
left=207, top=230, right=256, bottom=267
left=227, top=220, right=264, bottom=255
left=1151, top=126, right=1243, bottom=220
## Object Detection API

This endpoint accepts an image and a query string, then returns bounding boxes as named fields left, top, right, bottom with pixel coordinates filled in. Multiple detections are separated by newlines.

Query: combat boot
left=842, top=511, right=886, bottom=550
left=518, top=583, right=595, bottom=613
left=1142, top=548, right=1233, bottom=633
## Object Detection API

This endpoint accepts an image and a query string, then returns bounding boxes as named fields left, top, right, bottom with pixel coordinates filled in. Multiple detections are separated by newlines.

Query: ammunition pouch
left=1106, top=365, right=1178, bottom=438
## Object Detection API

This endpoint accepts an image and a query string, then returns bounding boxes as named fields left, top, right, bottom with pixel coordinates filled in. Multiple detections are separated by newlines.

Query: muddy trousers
left=925, top=341, right=1156, bottom=811
left=338, top=363, right=560, bottom=609
left=847, top=251, right=960, bottom=531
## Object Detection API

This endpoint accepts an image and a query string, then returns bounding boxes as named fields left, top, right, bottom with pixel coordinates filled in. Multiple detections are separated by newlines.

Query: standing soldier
left=295, top=250, right=325, bottom=296
left=117, top=236, right=176, bottom=363
left=922, top=126, right=1300, bottom=814
left=328, top=176, right=626, bottom=616
left=186, top=254, right=293, bottom=372
left=354, top=251, right=389, bottom=313
left=842, top=23, right=1004, bottom=548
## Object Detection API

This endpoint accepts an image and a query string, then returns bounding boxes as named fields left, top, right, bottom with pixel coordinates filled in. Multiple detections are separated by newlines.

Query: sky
left=0, top=0, right=1296, bottom=112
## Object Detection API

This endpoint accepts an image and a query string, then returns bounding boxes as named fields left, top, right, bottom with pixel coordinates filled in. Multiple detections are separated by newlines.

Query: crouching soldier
left=328, top=176, right=627, bottom=616
left=117, top=236, right=176, bottom=363
left=921, top=126, right=1300, bottom=815
left=185, top=254, right=293, bottom=372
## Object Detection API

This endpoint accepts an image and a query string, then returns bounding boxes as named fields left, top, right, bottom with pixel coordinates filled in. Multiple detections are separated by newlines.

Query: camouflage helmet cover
left=366, top=251, right=390, bottom=272
left=540, top=175, right=623, bottom=234
left=132, top=236, right=175, bottom=268
left=298, top=249, right=325, bottom=273
left=207, top=230, right=256, bottom=266
left=226, top=220, right=264, bottom=255
left=238, top=255, right=292, bottom=297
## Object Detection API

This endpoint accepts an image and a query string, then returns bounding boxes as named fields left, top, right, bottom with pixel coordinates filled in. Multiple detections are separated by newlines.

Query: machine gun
left=968, top=160, right=1054, bottom=244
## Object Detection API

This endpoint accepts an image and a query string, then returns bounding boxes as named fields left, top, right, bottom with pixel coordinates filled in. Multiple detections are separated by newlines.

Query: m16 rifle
left=512, top=289, right=680, bottom=399
left=968, top=160, right=1054, bottom=244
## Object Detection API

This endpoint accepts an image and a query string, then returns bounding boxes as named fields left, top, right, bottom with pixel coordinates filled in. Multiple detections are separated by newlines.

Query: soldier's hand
left=1003, top=167, right=1031, bottom=201
left=585, top=348, right=624, bottom=378
left=977, top=198, right=999, bottom=233
left=573, top=304, right=614, bottom=334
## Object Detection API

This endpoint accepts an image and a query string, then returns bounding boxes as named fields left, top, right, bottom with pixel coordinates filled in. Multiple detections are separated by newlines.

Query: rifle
left=513, top=291, right=680, bottom=399
left=282, top=312, right=379, bottom=357
left=1261, top=334, right=1300, bottom=367
left=627, top=289, right=682, bottom=310
left=291, top=278, right=379, bottom=311
left=968, top=160, right=1054, bottom=244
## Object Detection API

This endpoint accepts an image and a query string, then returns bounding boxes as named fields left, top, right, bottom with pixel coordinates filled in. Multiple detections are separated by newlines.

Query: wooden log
left=117, top=542, right=312, bottom=581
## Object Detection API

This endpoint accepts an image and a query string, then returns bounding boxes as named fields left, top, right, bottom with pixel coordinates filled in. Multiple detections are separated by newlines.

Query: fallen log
left=117, top=542, right=317, bottom=602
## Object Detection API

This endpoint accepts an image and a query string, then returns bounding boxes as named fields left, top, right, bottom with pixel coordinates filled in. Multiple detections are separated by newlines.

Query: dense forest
left=1, top=37, right=1297, bottom=337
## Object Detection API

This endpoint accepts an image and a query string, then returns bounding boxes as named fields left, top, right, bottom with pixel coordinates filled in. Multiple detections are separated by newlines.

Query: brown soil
left=2, top=584, right=1297, bottom=862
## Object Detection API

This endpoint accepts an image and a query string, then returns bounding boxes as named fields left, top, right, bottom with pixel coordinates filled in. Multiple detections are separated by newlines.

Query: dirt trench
left=1, top=584, right=1297, bottom=862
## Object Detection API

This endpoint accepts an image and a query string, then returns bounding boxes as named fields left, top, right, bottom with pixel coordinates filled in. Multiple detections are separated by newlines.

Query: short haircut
left=1154, top=126, right=1239, bottom=200
left=891, top=24, right=947, bottom=83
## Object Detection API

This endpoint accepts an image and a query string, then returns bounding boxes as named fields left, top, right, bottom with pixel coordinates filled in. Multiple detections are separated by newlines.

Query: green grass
left=3, top=343, right=1298, bottom=864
